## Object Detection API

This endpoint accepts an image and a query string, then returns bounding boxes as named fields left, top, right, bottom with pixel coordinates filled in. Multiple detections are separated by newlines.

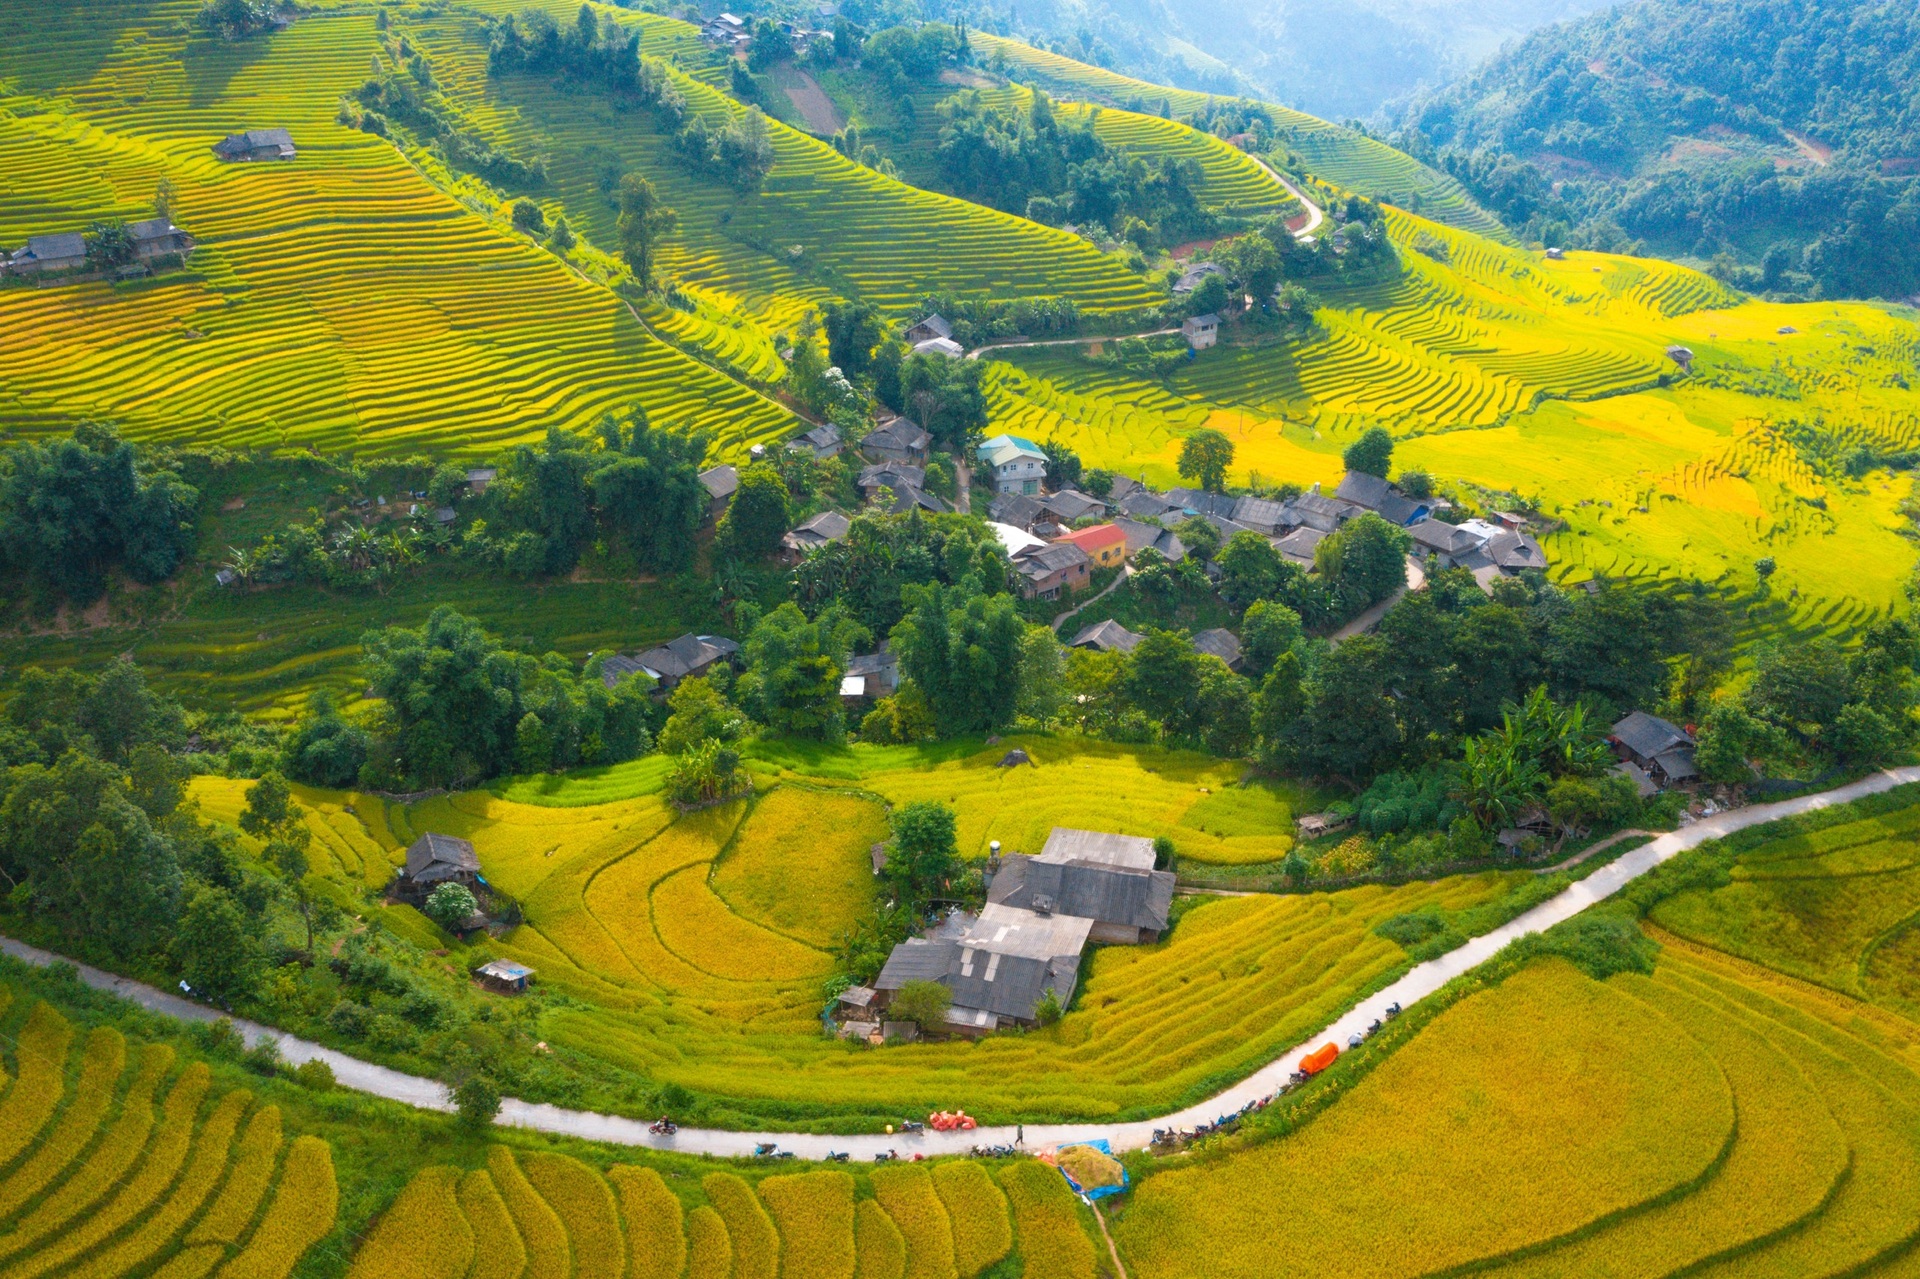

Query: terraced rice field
left=185, top=766, right=1522, bottom=1124
left=0, top=1, right=797, bottom=458
left=1113, top=943, right=1920, bottom=1279
left=0, top=998, right=337, bottom=1279
left=347, top=1149, right=1073, bottom=1279
left=967, top=33, right=1511, bottom=240
left=1650, top=799, right=1920, bottom=1019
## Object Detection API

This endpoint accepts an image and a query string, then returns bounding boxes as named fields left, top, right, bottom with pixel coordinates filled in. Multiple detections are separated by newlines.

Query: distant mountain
left=1395, top=0, right=1920, bottom=299
left=830, top=0, right=1614, bottom=121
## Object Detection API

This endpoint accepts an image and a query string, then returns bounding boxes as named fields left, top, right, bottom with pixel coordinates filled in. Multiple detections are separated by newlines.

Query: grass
left=1110, top=959, right=1737, bottom=1279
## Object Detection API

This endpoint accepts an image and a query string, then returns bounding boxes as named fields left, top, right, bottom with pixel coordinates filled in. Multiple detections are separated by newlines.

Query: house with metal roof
left=904, top=313, right=952, bottom=344
left=603, top=633, right=739, bottom=689
left=782, top=509, right=851, bottom=560
left=977, top=434, right=1049, bottom=495
left=1610, top=711, right=1699, bottom=786
left=914, top=336, right=964, bottom=358
left=1181, top=313, right=1219, bottom=350
left=1192, top=628, right=1243, bottom=669
left=1013, top=541, right=1089, bottom=600
left=697, top=465, right=738, bottom=521
left=861, top=418, right=931, bottom=466
left=395, top=833, right=482, bottom=901
left=1273, top=525, right=1326, bottom=569
left=473, top=959, right=535, bottom=993
left=1334, top=471, right=1431, bottom=526
left=1053, top=522, right=1127, bottom=568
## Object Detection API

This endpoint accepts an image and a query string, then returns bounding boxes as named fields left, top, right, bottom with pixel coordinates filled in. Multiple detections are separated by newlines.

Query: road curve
left=5, top=765, right=1915, bottom=1161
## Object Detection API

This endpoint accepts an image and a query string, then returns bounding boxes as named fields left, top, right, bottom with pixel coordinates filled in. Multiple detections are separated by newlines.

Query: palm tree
left=223, top=545, right=259, bottom=587
left=1455, top=735, right=1544, bottom=829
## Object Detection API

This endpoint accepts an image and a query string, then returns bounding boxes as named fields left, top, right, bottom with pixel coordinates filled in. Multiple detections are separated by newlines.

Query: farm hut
left=212, top=127, right=296, bottom=161
left=1610, top=711, right=1698, bottom=786
left=861, top=418, right=931, bottom=465
left=1613, top=760, right=1659, bottom=799
left=1192, top=628, right=1243, bottom=669
left=1053, top=523, right=1127, bottom=569
left=214, top=568, right=237, bottom=587
left=474, top=959, right=534, bottom=994
left=127, top=217, right=195, bottom=261
left=1013, top=541, right=1090, bottom=600
left=1068, top=619, right=1141, bottom=654
left=905, top=313, right=952, bottom=344
left=1181, top=313, right=1219, bottom=350
left=6, top=232, right=87, bottom=275
left=697, top=465, right=738, bottom=521
left=431, top=506, right=457, bottom=525
left=1545, top=246, right=1565, bottom=260
left=870, top=842, right=888, bottom=875
left=999, top=747, right=1032, bottom=767
left=1296, top=812, right=1352, bottom=838
left=1666, top=346, right=1694, bottom=371
left=788, top=423, right=843, bottom=459
left=1172, top=261, right=1223, bottom=294
left=464, top=467, right=497, bottom=493
left=782, top=509, right=852, bottom=561
left=913, top=336, right=965, bottom=359
left=837, top=985, right=877, bottom=1015
left=397, top=833, right=482, bottom=902
left=624, top=633, right=741, bottom=690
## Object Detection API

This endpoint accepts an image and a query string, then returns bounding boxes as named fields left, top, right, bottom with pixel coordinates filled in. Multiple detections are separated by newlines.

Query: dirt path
left=10, top=767, right=1915, bottom=1162
left=1538, top=827, right=1651, bottom=874
left=1051, top=565, right=1132, bottom=632
left=1329, top=555, right=1425, bottom=643
left=772, top=64, right=845, bottom=135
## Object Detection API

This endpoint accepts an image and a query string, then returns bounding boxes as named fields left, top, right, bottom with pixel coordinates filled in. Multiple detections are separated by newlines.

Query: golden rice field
left=343, top=1148, right=1079, bottom=1279
left=1111, top=943, right=1920, bottom=1279
left=986, top=202, right=1920, bottom=635
left=0, top=997, right=337, bottom=1279
left=1651, top=798, right=1920, bottom=1020
left=187, top=765, right=1524, bottom=1124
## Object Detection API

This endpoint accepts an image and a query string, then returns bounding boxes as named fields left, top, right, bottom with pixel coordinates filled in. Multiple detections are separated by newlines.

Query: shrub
left=454, top=1076, right=501, bottom=1129
left=294, top=1058, right=336, bottom=1091
left=243, top=1038, right=284, bottom=1076
left=891, top=980, right=952, bottom=1034
left=326, top=1000, right=370, bottom=1039
left=424, top=882, right=480, bottom=932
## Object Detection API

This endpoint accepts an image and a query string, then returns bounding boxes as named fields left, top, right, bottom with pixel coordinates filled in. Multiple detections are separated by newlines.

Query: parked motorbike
left=754, top=1142, right=778, bottom=1157
left=826, top=1152, right=851, bottom=1163
left=649, top=1118, right=677, bottom=1136
left=874, top=1150, right=900, bottom=1163
left=900, top=1120, right=926, bottom=1134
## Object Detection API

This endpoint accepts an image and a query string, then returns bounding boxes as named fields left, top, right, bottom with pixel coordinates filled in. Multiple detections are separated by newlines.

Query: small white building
left=913, top=336, right=964, bottom=359
left=1182, top=313, right=1219, bottom=350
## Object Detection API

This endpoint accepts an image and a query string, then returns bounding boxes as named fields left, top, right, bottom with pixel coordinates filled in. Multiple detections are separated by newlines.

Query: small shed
left=1296, top=811, right=1352, bottom=838
left=837, top=985, right=877, bottom=1013
left=999, top=748, right=1032, bottom=768
left=1181, top=313, right=1219, bottom=350
left=474, top=959, right=534, bottom=993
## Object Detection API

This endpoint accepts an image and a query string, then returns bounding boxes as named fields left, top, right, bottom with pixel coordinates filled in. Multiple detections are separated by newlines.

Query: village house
left=866, top=827, right=1176, bottom=1035
left=128, top=217, right=196, bottom=261
left=988, top=492, right=1046, bottom=530
left=1068, top=619, right=1142, bottom=653
left=1172, top=261, right=1223, bottom=295
left=1053, top=522, right=1127, bottom=569
left=212, top=127, right=297, bottom=161
left=1273, top=525, right=1326, bottom=569
left=1404, top=515, right=1549, bottom=591
left=787, top=423, right=842, bottom=459
left=1112, top=516, right=1187, bottom=562
left=600, top=633, right=739, bottom=690
left=699, top=12, right=748, bottom=42
left=393, top=833, right=483, bottom=903
left=781, top=509, right=851, bottom=561
left=465, top=467, right=497, bottom=494
left=858, top=462, right=925, bottom=499
left=1192, top=628, right=1243, bottom=669
left=1610, top=711, right=1700, bottom=788
left=1013, top=541, right=1090, bottom=599
left=1182, top=313, right=1220, bottom=350
left=697, top=464, right=738, bottom=522
left=1278, top=489, right=1363, bottom=534
left=904, top=313, right=952, bottom=344
left=860, top=417, right=931, bottom=466
left=1229, top=496, right=1289, bottom=536
left=4, top=232, right=86, bottom=275
left=877, top=484, right=949, bottom=515
left=913, top=336, right=965, bottom=358
left=1334, top=470, right=1433, bottom=526
left=840, top=646, right=899, bottom=701
left=989, top=520, right=1046, bottom=560
left=977, top=434, right=1049, bottom=495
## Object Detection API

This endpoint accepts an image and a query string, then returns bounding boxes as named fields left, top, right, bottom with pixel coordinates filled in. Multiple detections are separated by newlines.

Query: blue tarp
left=1055, top=1139, right=1129, bottom=1201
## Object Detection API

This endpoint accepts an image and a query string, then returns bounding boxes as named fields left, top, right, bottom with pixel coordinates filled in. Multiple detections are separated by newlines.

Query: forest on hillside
left=1395, top=0, right=1920, bottom=299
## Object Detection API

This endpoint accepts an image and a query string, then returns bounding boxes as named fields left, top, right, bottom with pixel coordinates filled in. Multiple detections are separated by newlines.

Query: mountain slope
left=1398, top=0, right=1920, bottom=299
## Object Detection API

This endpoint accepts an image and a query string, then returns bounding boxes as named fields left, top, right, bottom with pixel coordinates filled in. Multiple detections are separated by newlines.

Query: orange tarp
left=1300, top=1043, right=1339, bottom=1075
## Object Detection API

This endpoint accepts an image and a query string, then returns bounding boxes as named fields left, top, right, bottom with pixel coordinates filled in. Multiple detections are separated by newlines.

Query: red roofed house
left=1054, top=523, right=1127, bottom=569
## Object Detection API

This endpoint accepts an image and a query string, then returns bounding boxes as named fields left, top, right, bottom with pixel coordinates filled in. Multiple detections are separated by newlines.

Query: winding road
left=9, top=766, right=1913, bottom=1162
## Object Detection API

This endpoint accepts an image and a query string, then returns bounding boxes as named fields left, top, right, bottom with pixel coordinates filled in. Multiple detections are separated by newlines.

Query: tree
left=174, top=885, right=263, bottom=1003
left=515, top=711, right=554, bottom=773
left=84, top=221, right=136, bottom=271
left=1195, top=661, right=1256, bottom=756
left=657, top=677, right=745, bottom=754
left=1315, top=513, right=1410, bottom=616
left=823, top=300, right=883, bottom=376
left=1122, top=629, right=1204, bottom=735
left=1041, top=438, right=1083, bottom=491
left=1173, top=515, right=1220, bottom=560
left=1215, top=531, right=1283, bottom=607
left=716, top=463, right=790, bottom=563
left=1213, top=234, right=1282, bottom=305
left=1176, top=428, right=1234, bottom=492
left=886, top=800, right=960, bottom=905
left=1342, top=426, right=1394, bottom=478
left=736, top=603, right=865, bottom=740
left=890, top=583, right=1025, bottom=736
left=900, top=354, right=988, bottom=452
left=1829, top=701, right=1899, bottom=766
left=1188, top=272, right=1230, bottom=315
left=1240, top=600, right=1303, bottom=676
left=1749, top=639, right=1853, bottom=733
left=280, top=691, right=371, bottom=788
left=361, top=607, right=525, bottom=786
left=616, top=173, right=677, bottom=288
left=454, top=1075, right=502, bottom=1129
left=588, top=411, right=710, bottom=573
left=1454, top=734, right=1543, bottom=830
left=509, top=199, right=546, bottom=235
left=891, top=979, right=952, bottom=1033
left=718, top=108, right=776, bottom=190
left=425, top=882, right=480, bottom=932
left=666, top=738, right=748, bottom=806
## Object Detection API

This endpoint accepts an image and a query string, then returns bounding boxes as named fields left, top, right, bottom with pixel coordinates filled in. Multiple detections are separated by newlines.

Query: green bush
left=294, top=1058, right=336, bottom=1091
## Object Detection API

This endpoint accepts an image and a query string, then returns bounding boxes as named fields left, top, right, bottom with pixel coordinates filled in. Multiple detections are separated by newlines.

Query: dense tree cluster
left=0, top=423, right=198, bottom=604
left=1399, top=0, right=1920, bottom=298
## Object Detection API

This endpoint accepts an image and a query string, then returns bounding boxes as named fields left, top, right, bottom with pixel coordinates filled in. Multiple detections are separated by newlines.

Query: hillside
left=1398, top=0, right=1920, bottom=299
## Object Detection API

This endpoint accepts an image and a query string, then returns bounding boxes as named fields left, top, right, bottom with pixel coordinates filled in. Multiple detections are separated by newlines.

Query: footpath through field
left=8, top=765, right=1918, bottom=1160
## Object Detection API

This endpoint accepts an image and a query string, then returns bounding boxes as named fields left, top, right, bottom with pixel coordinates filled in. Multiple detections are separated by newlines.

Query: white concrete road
left=6, top=765, right=1916, bottom=1161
